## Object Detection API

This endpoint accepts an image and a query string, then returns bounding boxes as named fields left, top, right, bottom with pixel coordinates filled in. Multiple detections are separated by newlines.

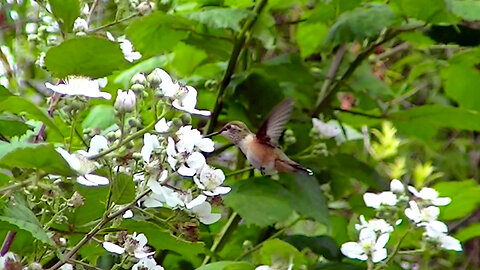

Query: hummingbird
left=207, top=98, right=313, bottom=175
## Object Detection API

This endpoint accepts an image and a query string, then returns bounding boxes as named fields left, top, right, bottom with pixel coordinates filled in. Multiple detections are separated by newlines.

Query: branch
left=201, top=212, right=240, bottom=265
left=206, top=0, right=269, bottom=134
left=48, top=189, right=152, bottom=270
left=87, top=13, right=139, bottom=34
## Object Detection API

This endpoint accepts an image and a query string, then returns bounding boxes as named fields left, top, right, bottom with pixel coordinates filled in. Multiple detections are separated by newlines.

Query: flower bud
left=28, top=262, right=43, bottom=270
left=390, top=179, right=405, bottom=193
left=127, top=117, right=141, bottom=128
left=147, top=69, right=162, bottom=89
left=136, top=1, right=152, bottom=15
left=47, top=35, right=60, bottom=46
left=73, top=17, right=89, bottom=32
left=68, top=191, right=85, bottom=207
left=180, top=113, right=192, bottom=125
left=132, top=152, right=143, bottom=160
left=283, top=129, right=296, bottom=146
left=172, top=118, right=183, bottom=129
left=130, top=83, right=145, bottom=93
left=115, top=90, right=136, bottom=113
left=130, top=73, right=147, bottom=86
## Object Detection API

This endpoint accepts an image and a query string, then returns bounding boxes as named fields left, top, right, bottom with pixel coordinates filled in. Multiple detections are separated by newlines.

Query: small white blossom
left=404, top=200, right=440, bottom=224
left=390, top=179, right=405, bottom=193
left=166, top=137, right=206, bottom=176
left=73, top=17, right=88, bottom=32
left=155, top=118, right=172, bottom=133
left=141, top=133, right=160, bottom=163
left=176, top=126, right=215, bottom=153
left=45, top=76, right=111, bottom=99
left=60, top=264, right=74, bottom=270
left=56, top=148, right=109, bottom=186
left=341, top=229, right=389, bottom=263
left=188, top=201, right=221, bottom=225
left=86, top=135, right=108, bottom=156
left=363, top=191, right=397, bottom=209
left=151, top=68, right=211, bottom=116
left=355, top=215, right=393, bottom=234
left=132, top=257, right=164, bottom=270
left=103, top=242, right=125, bottom=254
left=115, top=89, right=136, bottom=112
left=123, top=210, right=134, bottom=219
left=312, top=118, right=341, bottom=138
left=104, top=233, right=154, bottom=258
left=194, top=165, right=230, bottom=196
left=146, top=179, right=184, bottom=208
left=25, top=22, right=37, bottom=34
left=107, top=32, right=142, bottom=62
left=407, top=186, right=451, bottom=206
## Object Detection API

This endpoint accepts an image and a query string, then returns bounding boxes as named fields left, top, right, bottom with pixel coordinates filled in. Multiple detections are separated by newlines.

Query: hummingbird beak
left=204, top=130, right=221, bottom=138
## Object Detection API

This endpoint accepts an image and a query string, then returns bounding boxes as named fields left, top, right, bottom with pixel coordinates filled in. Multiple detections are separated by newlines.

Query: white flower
left=152, top=68, right=211, bottom=116
left=194, top=165, right=230, bottom=196
left=130, top=233, right=155, bottom=259
left=434, top=234, right=462, bottom=251
left=0, top=252, right=18, bottom=268
left=103, top=242, right=125, bottom=254
left=312, top=118, right=341, bottom=138
left=185, top=194, right=207, bottom=209
left=404, top=201, right=439, bottom=224
left=355, top=215, right=393, bottom=234
left=363, top=191, right=397, bottom=209
left=188, top=201, right=221, bottom=225
left=73, top=17, right=88, bottom=32
left=341, top=229, right=389, bottom=263
left=123, top=210, right=134, bottom=219
left=115, top=89, right=136, bottom=112
left=166, top=137, right=206, bottom=176
left=87, top=135, right=108, bottom=156
left=132, top=257, right=164, bottom=270
left=56, top=148, right=109, bottom=186
left=107, top=32, right=141, bottom=62
left=176, top=126, right=215, bottom=153
left=45, top=76, right=111, bottom=99
left=390, top=179, right=405, bottom=193
left=407, top=186, right=451, bottom=206
left=60, top=264, right=74, bottom=270
left=141, top=133, right=160, bottom=163
left=155, top=118, right=172, bottom=133
left=146, top=177, right=184, bottom=208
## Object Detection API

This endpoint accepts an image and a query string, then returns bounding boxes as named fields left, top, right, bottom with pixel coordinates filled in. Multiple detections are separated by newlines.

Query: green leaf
left=0, top=195, right=55, bottom=246
left=183, top=7, right=254, bottom=32
left=82, top=105, right=116, bottom=130
left=224, top=177, right=294, bottom=227
left=390, top=0, right=458, bottom=24
left=254, top=239, right=306, bottom=267
left=451, top=0, right=480, bottom=21
left=454, top=222, right=480, bottom=242
left=0, top=96, right=63, bottom=138
left=0, top=142, right=75, bottom=176
left=0, top=115, right=30, bottom=138
left=390, top=105, right=480, bottom=140
left=284, top=235, right=341, bottom=261
left=323, top=4, right=398, bottom=48
left=278, top=174, right=329, bottom=225
left=440, top=50, right=480, bottom=111
left=197, top=261, right=255, bottom=270
left=171, top=42, right=208, bottom=76
left=114, top=56, right=168, bottom=88
left=111, top=173, right=135, bottom=205
left=434, top=180, right=480, bottom=220
left=126, top=12, right=190, bottom=57
left=314, top=262, right=364, bottom=270
left=45, top=36, right=127, bottom=78
left=296, top=22, right=328, bottom=58
left=49, top=0, right=80, bottom=33
left=70, top=185, right=109, bottom=226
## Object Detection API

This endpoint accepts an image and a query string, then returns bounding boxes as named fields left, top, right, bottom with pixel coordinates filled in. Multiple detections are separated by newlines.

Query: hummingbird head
left=215, top=121, right=252, bottom=145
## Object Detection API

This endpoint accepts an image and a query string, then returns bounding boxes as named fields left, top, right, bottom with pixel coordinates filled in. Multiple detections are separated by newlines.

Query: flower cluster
left=341, top=179, right=462, bottom=264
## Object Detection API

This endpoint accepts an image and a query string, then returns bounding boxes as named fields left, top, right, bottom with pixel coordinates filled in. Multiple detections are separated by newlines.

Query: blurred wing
left=257, top=98, right=294, bottom=144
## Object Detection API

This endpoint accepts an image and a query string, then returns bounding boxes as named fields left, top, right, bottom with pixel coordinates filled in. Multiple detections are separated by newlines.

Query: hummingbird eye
left=226, top=125, right=232, bottom=130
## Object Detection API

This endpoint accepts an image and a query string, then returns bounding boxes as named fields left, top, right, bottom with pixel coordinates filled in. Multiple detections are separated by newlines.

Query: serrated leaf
left=126, top=12, right=190, bottom=57
left=0, top=116, right=30, bottom=138
left=0, top=96, right=63, bottom=138
left=224, top=177, right=294, bottom=227
left=390, top=0, right=458, bottom=24
left=452, top=0, right=480, bottom=21
left=324, top=4, right=399, bottom=48
left=45, top=36, right=127, bottom=78
left=171, top=42, right=208, bottom=76
left=0, top=142, right=75, bottom=176
left=296, top=22, right=328, bottom=58
left=197, top=261, right=255, bottom=270
left=49, top=0, right=80, bottom=33
left=0, top=195, right=55, bottom=246
left=183, top=7, right=254, bottom=32
left=111, top=173, right=135, bottom=204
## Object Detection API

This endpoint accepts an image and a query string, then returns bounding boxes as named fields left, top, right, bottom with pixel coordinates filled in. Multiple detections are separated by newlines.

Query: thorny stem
left=88, top=120, right=157, bottom=160
left=34, top=93, right=61, bottom=143
left=201, top=212, right=240, bottom=266
left=235, top=216, right=302, bottom=261
left=48, top=189, right=152, bottom=270
left=0, top=231, right=16, bottom=256
left=206, top=0, right=269, bottom=134
left=87, top=13, right=139, bottom=33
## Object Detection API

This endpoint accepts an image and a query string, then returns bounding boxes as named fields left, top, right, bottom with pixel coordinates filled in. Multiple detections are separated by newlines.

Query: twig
left=201, top=212, right=240, bottom=266
left=372, top=42, right=410, bottom=62
left=206, top=0, right=269, bottom=133
left=374, top=230, right=410, bottom=269
left=0, top=231, right=16, bottom=256
left=87, top=0, right=101, bottom=26
left=87, top=13, right=139, bottom=34
left=68, top=259, right=104, bottom=270
left=0, top=178, right=35, bottom=195
left=334, top=108, right=385, bottom=119
left=48, top=189, right=152, bottom=270
left=34, top=93, right=61, bottom=143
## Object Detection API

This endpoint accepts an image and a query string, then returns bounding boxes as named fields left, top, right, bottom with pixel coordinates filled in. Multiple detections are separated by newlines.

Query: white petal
left=56, top=148, right=81, bottom=171
left=77, top=174, right=109, bottom=186
left=177, top=164, right=197, bottom=176
left=88, top=135, right=108, bottom=156
left=103, top=242, right=125, bottom=254
left=142, top=196, right=164, bottom=208
left=379, top=191, right=397, bottom=206
left=390, top=179, right=404, bottom=193
left=155, top=118, right=170, bottom=132
left=340, top=242, right=366, bottom=260
left=375, top=233, right=390, bottom=249
left=123, top=210, right=134, bottom=218
left=159, top=170, right=168, bottom=183
left=186, top=152, right=206, bottom=169
left=371, top=248, right=387, bottom=263
left=407, top=186, right=420, bottom=197
left=141, top=142, right=153, bottom=163
left=439, top=235, right=462, bottom=251
left=363, top=193, right=380, bottom=209
left=432, top=197, right=451, bottom=206
left=186, top=195, right=207, bottom=209
left=199, top=212, right=221, bottom=225
left=197, top=138, right=215, bottom=152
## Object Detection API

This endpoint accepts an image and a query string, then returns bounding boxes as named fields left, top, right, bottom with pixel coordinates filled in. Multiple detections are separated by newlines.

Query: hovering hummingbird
left=207, top=98, right=313, bottom=175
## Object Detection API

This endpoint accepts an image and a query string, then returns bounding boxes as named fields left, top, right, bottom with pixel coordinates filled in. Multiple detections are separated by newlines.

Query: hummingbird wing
left=256, top=98, right=294, bottom=145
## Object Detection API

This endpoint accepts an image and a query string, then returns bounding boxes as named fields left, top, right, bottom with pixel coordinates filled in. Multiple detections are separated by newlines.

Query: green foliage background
left=2, top=0, right=480, bottom=269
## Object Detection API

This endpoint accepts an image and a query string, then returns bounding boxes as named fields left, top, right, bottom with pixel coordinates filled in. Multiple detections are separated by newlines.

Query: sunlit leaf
left=434, top=180, right=480, bottom=220
left=197, top=261, right=255, bottom=270
left=183, top=7, right=254, bottom=32
left=111, top=173, right=135, bottom=204
left=49, top=0, right=80, bottom=33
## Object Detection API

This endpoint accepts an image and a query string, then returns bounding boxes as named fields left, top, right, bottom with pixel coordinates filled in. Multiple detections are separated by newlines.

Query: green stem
left=235, top=217, right=302, bottom=261
left=119, top=112, right=126, bottom=143
left=201, top=212, right=240, bottom=266
left=88, top=120, right=157, bottom=160
left=47, top=189, right=152, bottom=270
left=87, top=13, right=139, bottom=33
left=225, top=167, right=254, bottom=177
left=43, top=206, right=69, bottom=230
left=374, top=230, right=410, bottom=270
left=68, top=117, right=77, bottom=152
left=206, top=0, right=269, bottom=134
left=0, top=178, right=35, bottom=195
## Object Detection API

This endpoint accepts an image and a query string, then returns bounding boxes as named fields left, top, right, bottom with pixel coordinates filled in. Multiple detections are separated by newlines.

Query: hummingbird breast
left=239, top=134, right=277, bottom=174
